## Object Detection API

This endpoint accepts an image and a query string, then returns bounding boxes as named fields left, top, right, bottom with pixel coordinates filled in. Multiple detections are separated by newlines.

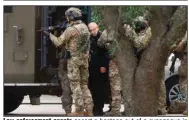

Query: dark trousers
left=88, top=65, right=111, bottom=115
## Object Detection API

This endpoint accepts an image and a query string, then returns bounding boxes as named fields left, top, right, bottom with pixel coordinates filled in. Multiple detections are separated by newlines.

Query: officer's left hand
left=100, top=67, right=106, bottom=73
left=105, top=43, right=111, bottom=49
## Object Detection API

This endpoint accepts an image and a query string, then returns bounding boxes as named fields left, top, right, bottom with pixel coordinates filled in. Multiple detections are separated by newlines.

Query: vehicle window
left=4, top=6, right=13, bottom=13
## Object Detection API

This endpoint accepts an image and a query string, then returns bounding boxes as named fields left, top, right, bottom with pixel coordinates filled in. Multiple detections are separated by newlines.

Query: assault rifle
left=38, top=20, right=69, bottom=33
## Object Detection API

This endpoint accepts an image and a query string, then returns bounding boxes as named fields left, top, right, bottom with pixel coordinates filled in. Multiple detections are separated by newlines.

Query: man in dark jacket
left=88, top=22, right=111, bottom=116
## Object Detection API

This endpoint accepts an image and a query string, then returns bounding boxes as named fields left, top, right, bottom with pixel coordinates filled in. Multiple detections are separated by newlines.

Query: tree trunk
left=100, top=6, right=138, bottom=116
left=115, top=35, right=137, bottom=116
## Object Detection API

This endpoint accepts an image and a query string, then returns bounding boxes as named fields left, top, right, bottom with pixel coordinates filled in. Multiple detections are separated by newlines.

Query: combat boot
left=65, top=111, right=72, bottom=116
left=104, top=111, right=121, bottom=116
left=84, top=109, right=93, bottom=116
left=183, top=109, right=187, bottom=115
left=158, top=108, right=167, bottom=115
left=67, top=111, right=85, bottom=116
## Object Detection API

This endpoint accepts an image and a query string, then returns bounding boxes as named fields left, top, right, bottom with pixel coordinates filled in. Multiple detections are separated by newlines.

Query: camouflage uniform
left=49, top=19, right=93, bottom=115
left=178, top=32, right=187, bottom=115
left=109, top=60, right=122, bottom=114
left=58, top=47, right=72, bottom=114
left=157, top=70, right=167, bottom=115
left=97, top=29, right=122, bottom=116
left=124, top=19, right=152, bottom=53
left=51, top=29, right=72, bottom=115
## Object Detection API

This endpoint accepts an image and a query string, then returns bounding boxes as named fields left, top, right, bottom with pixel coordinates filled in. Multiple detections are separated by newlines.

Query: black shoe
left=104, top=111, right=121, bottom=116
left=121, top=112, right=125, bottom=116
left=93, top=111, right=104, bottom=116
left=93, top=107, right=104, bottom=116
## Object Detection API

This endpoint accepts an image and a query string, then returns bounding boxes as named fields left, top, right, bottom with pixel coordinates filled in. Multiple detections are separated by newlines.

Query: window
left=4, top=6, right=13, bottom=13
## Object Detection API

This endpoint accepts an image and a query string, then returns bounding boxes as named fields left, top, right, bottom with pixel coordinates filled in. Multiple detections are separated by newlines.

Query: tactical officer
left=44, top=7, right=93, bottom=116
left=97, top=29, right=122, bottom=116
left=44, top=20, right=72, bottom=115
left=88, top=22, right=111, bottom=116
left=124, top=16, right=168, bottom=115
left=124, top=16, right=152, bottom=60
left=58, top=47, right=73, bottom=115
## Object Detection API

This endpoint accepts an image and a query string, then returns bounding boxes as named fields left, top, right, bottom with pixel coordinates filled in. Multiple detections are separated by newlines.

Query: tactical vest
left=71, top=21, right=90, bottom=54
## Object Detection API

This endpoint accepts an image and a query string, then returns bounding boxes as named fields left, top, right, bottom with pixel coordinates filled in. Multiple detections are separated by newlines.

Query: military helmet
left=133, top=16, right=148, bottom=33
left=65, top=7, right=82, bottom=21
left=134, top=16, right=146, bottom=22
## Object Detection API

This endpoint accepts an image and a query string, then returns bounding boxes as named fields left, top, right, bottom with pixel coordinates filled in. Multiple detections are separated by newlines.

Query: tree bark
left=115, top=35, right=137, bottom=116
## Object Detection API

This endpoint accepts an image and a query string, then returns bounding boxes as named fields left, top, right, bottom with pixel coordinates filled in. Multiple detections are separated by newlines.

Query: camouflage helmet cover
left=134, top=16, right=146, bottom=22
left=65, top=7, right=82, bottom=20
left=132, top=16, right=148, bottom=31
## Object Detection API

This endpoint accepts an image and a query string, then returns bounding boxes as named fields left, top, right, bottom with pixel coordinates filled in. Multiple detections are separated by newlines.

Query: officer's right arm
left=124, top=24, right=134, bottom=38
left=97, top=30, right=107, bottom=48
left=49, top=27, right=75, bottom=47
